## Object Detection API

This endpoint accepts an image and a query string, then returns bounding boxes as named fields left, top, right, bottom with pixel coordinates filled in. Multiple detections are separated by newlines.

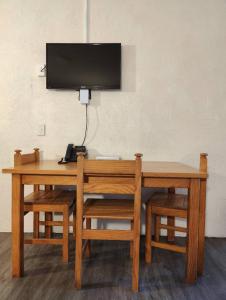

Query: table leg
left=186, top=178, right=199, bottom=283
left=197, top=179, right=207, bottom=275
left=75, top=176, right=83, bottom=289
left=12, top=174, right=24, bottom=277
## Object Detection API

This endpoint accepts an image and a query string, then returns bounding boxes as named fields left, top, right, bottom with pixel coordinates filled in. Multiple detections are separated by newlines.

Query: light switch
left=37, top=124, right=45, bottom=136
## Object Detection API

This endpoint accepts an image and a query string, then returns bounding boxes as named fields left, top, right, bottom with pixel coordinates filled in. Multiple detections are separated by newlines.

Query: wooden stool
left=145, top=153, right=208, bottom=275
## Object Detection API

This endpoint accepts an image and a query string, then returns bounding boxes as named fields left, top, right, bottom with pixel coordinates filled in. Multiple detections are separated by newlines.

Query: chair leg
left=45, top=212, right=52, bottom=238
left=145, top=205, right=152, bottom=263
left=75, top=214, right=83, bottom=289
left=84, top=218, right=91, bottom=257
left=155, top=215, right=161, bottom=242
left=75, top=241, right=82, bottom=288
left=167, top=216, right=175, bottom=242
left=73, top=206, right=76, bottom=239
left=132, top=235, right=140, bottom=292
left=33, top=212, right=39, bottom=238
left=130, top=220, right=134, bottom=258
left=62, top=206, right=69, bottom=263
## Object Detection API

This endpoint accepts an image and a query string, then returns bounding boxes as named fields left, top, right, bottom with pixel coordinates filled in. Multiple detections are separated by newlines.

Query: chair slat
left=86, top=176, right=135, bottom=185
left=82, top=229, right=134, bottom=241
left=24, top=238, right=63, bottom=245
left=20, top=153, right=36, bottom=164
left=84, top=160, right=136, bottom=175
left=84, top=183, right=135, bottom=194
left=151, top=241, right=186, bottom=253
left=159, top=223, right=187, bottom=233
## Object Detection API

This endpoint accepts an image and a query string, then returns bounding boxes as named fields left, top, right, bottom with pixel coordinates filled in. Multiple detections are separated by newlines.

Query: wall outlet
left=37, top=124, right=45, bottom=136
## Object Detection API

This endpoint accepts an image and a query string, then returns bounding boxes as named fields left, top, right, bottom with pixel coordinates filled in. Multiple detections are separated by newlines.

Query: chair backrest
left=14, top=148, right=40, bottom=166
left=14, top=148, right=40, bottom=192
left=76, top=153, right=143, bottom=227
left=77, top=153, right=142, bottom=196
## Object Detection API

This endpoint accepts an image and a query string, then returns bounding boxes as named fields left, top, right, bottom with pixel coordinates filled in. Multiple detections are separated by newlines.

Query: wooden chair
left=145, top=153, right=208, bottom=274
left=75, top=153, right=142, bottom=292
left=14, top=148, right=76, bottom=263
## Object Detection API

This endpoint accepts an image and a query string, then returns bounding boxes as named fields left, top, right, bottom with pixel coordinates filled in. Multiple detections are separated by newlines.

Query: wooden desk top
left=2, top=160, right=207, bottom=179
left=142, top=161, right=206, bottom=178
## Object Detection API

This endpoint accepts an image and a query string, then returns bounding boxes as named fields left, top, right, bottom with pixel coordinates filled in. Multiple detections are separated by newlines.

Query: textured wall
left=0, top=0, right=226, bottom=236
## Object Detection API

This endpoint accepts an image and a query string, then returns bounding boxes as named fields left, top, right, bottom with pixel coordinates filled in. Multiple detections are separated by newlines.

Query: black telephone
left=58, top=144, right=87, bottom=164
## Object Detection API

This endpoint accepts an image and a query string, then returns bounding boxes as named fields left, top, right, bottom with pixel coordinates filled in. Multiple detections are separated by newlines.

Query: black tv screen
left=46, top=43, right=121, bottom=90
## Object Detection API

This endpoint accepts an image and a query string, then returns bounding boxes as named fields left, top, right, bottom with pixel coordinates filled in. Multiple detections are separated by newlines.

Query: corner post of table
left=12, top=174, right=24, bottom=277
left=197, top=153, right=208, bottom=276
left=186, top=178, right=199, bottom=283
left=197, top=178, right=207, bottom=275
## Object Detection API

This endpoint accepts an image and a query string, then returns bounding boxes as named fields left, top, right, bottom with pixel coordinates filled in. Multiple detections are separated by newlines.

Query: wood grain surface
left=2, top=160, right=207, bottom=178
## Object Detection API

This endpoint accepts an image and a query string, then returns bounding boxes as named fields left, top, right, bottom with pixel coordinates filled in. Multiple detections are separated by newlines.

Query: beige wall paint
left=0, top=0, right=226, bottom=236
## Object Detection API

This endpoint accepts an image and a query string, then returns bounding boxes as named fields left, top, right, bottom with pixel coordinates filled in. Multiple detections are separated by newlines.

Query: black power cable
left=81, top=104, right=88, bottom=146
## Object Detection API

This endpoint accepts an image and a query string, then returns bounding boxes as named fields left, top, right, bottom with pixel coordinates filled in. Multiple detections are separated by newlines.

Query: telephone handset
left=58, top=144, right=87, bottom=164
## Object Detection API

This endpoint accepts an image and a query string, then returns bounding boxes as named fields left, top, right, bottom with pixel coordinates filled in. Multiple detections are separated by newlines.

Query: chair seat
left=84, top=198, right=134, bottom=220
left=148, top=192, right=187, bottom=214
left=24, top=190, right=75, bottom=207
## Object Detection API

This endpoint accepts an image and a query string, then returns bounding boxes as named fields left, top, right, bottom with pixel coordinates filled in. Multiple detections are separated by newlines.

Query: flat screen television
left=46, top=43, right=121, bottom=90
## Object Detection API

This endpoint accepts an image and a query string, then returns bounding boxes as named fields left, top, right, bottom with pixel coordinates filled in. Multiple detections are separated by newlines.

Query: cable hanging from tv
left=81, top=104, right=88, bottom=146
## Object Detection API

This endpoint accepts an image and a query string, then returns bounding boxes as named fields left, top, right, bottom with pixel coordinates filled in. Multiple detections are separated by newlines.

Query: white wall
left=0, top=0, right=226, bottom=236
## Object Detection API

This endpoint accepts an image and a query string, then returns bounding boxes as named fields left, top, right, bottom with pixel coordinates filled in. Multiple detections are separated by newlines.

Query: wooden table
left=2, top=160, right=207, bottom=283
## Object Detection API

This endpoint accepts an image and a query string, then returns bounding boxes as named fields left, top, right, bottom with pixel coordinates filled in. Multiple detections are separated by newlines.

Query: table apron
left=22, top=175, right=77, bottom=186
left=143, top=177, right=190, bottom=188
left=22, top=175, right=191, bottom=188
